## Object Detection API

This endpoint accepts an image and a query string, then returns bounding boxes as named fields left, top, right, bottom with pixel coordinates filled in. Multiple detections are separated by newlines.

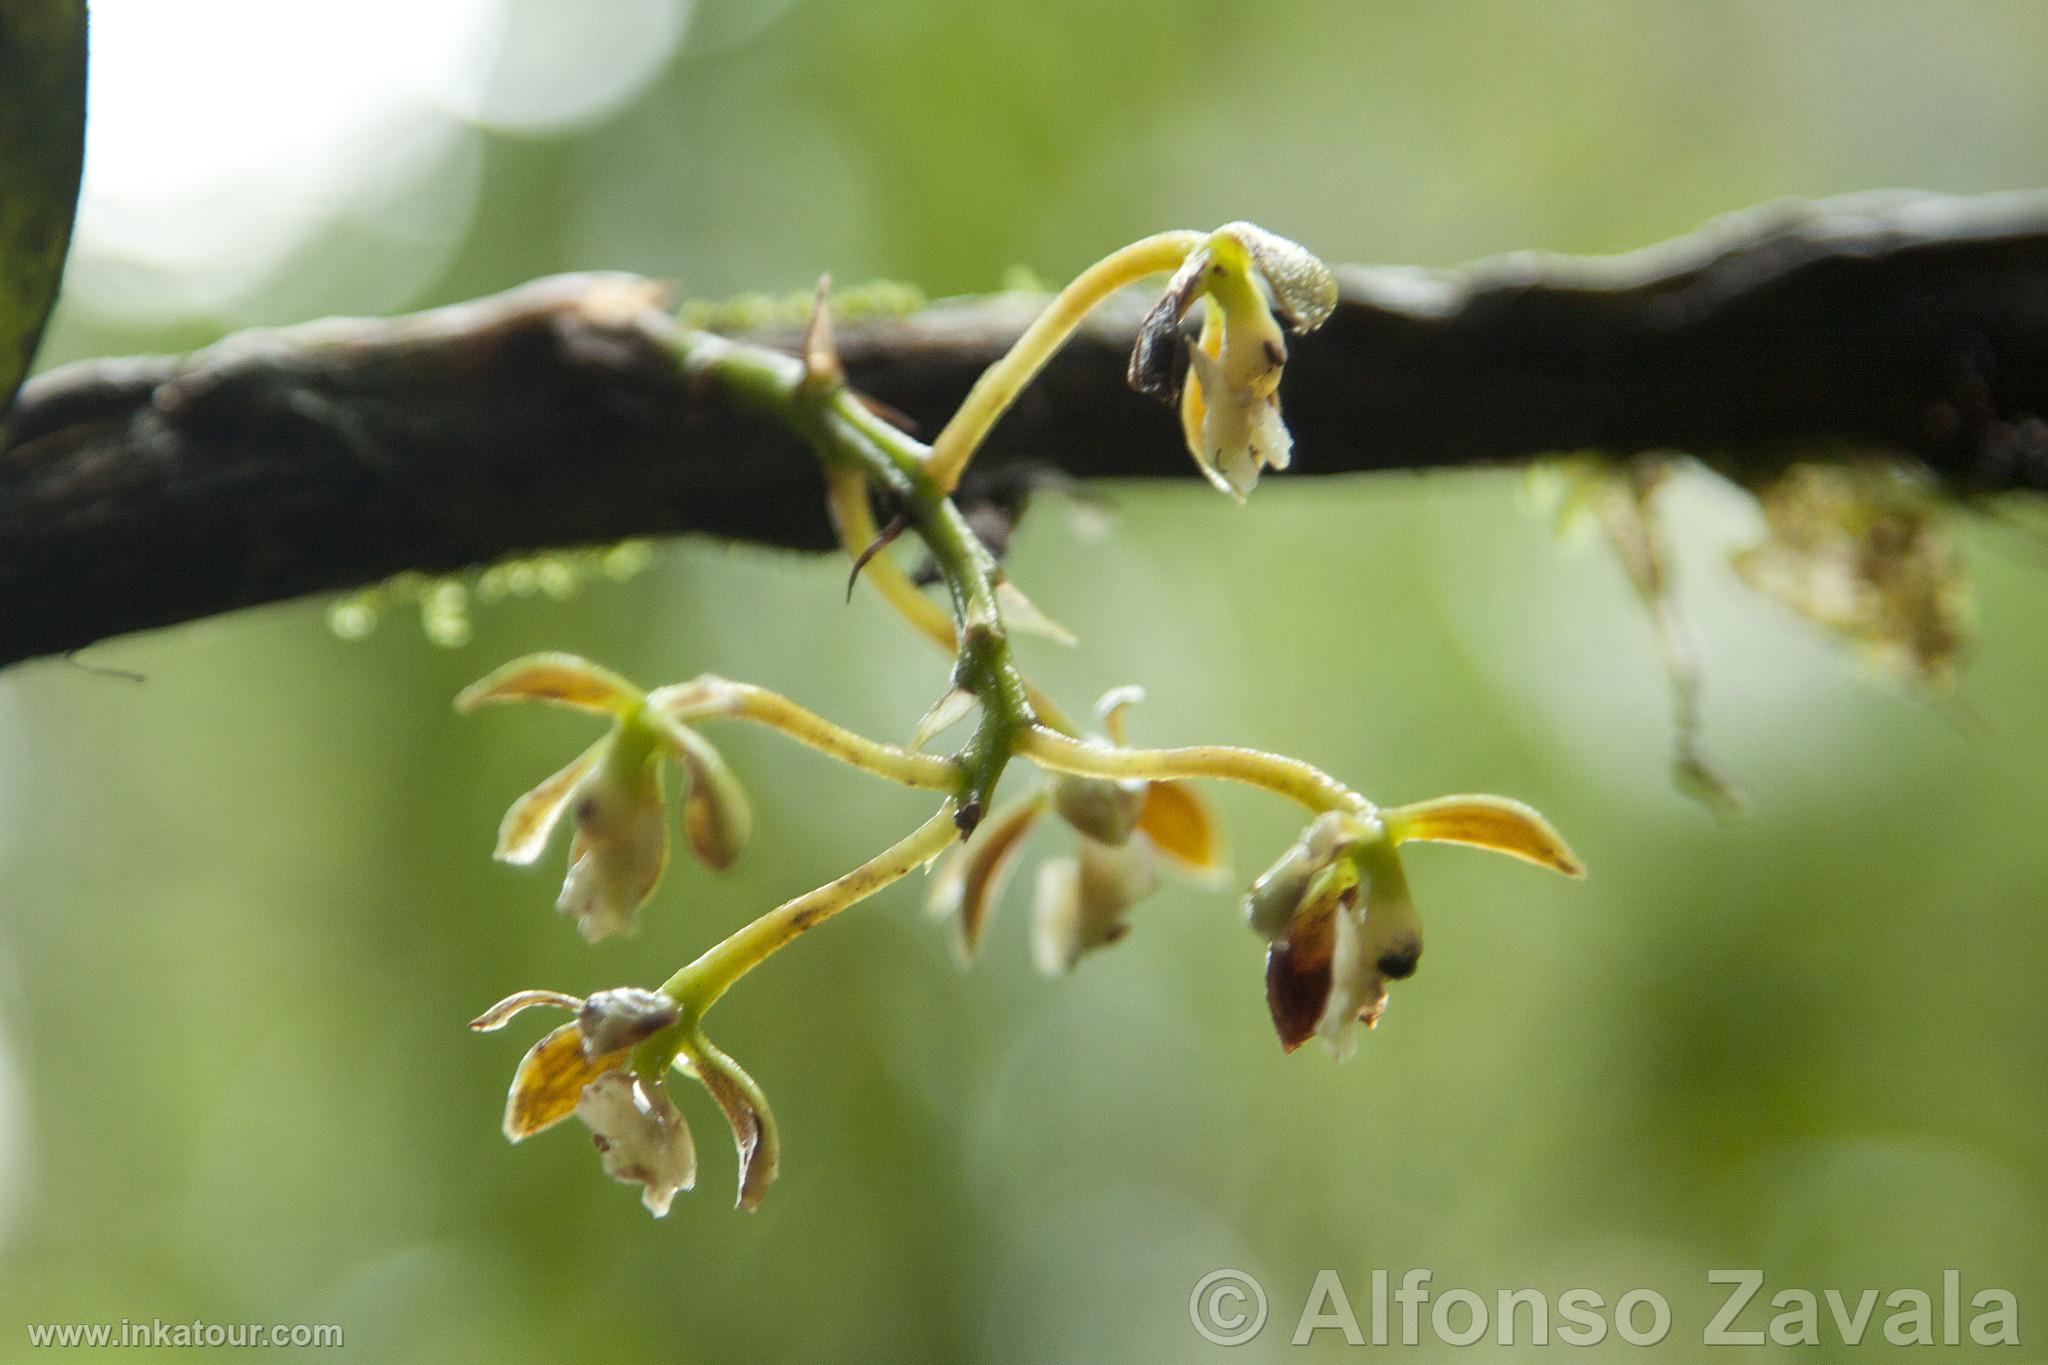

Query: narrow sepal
left=928, top=792, right=1047, bottom=962
left=679, top=1036, right=782, bottom=1212
left=1127, top=246, right=1213, bottom=403
left=1093, top=684, right=1146, bottom=744
left=470, top=989, right=583, bottom=1032
left=910, top=687, right=977, bottom=753
left=1383, top=795, right=1584, bottom=877
left=457, top=652, right=642, bottom=715
left=494, top=738, right=605, bottom=865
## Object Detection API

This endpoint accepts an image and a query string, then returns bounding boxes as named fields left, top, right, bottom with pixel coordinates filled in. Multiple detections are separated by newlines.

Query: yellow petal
left=927, top=793, right=1046, bottom=961
left=1137, top=780, right=1228, bottom=883
left=660, top=722, right=753, bottom=872
left=503, top=1023, right=630, bottom=1141
left=456, top=652, right=642, bottom=715
left=1383, top=795, right=1584, bottom=877
left=494, top=738, right=605, bottom=865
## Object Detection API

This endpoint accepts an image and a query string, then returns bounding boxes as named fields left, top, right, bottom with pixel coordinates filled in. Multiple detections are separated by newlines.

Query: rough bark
left=4, top=190, right=2046, bottom=668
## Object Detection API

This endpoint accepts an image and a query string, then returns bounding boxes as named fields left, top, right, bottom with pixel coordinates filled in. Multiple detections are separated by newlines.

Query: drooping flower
left=458, top=654, right=753, bottom=941
left=471, top=984, right=781, bottom=1214
left=1128, top=223, right=1338, bottom=500
left=472, top=986, right=679, bottom=1140
left=1250, top=796, right=1583, bottom=1056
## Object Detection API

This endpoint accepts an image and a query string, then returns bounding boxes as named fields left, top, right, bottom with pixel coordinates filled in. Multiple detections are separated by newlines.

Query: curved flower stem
left=1018, top=724, right=1368, bottom=816
left=924, top=229, right=1204, bottom=492
left=663, top=804, right=960, bottom=1014
left=677, top=328, right=1037, bottom=826
left=825, top=464, right=1082, bottom=734
left=649, top=676, right=960, bottom=790
left=825, top=464, right=956, bottom=651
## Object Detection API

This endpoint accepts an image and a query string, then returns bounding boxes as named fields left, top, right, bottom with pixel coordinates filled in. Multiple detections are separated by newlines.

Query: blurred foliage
left=6, top=1, right=2048, bottom=1361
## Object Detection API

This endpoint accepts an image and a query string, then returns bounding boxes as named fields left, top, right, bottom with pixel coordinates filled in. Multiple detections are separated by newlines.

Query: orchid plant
left=465, top=224, right=1585, bottom=1216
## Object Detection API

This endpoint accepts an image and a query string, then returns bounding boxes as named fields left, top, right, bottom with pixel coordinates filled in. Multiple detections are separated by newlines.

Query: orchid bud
left=1243, top=811, right=1351, bottom=941
left=1051, top=771, right=1148, bottom=846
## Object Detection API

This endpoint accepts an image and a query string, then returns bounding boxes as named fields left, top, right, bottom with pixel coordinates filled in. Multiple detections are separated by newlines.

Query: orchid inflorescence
left=465, top=223, right=1584, bottom=1217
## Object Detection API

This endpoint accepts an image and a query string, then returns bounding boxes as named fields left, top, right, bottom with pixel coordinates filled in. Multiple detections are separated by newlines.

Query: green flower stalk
left=459, top=223, right=1584, bottom=1218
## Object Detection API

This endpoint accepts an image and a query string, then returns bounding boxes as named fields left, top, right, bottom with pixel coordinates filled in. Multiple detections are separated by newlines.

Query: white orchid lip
left=577, top=1071, right=696, bottom=1218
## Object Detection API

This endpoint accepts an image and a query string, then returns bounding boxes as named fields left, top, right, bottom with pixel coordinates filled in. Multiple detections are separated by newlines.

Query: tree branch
left=4, top=190, right=2046, bottom=669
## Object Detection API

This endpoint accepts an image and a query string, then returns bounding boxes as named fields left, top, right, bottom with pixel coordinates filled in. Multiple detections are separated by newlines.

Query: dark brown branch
left=4, top=191, right=2047, bottom=669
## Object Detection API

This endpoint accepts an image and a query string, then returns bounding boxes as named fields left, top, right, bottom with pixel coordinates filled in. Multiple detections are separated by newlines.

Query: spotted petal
left=502, top=1022, right=631, bottom=1141
left=577, top=1072, right=695, bottom=1217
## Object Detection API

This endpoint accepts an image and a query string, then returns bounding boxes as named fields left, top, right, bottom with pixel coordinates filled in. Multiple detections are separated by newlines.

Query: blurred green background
left=4, top=0, right=2047, bottom=1360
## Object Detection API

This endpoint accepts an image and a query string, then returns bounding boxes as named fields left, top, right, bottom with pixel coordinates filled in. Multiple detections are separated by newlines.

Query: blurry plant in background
left=3, top=1, right=2047, bottom=1361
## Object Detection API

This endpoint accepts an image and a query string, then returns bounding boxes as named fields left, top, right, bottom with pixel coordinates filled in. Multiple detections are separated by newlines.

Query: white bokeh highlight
left=69, top=0, right=692, bottom=324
